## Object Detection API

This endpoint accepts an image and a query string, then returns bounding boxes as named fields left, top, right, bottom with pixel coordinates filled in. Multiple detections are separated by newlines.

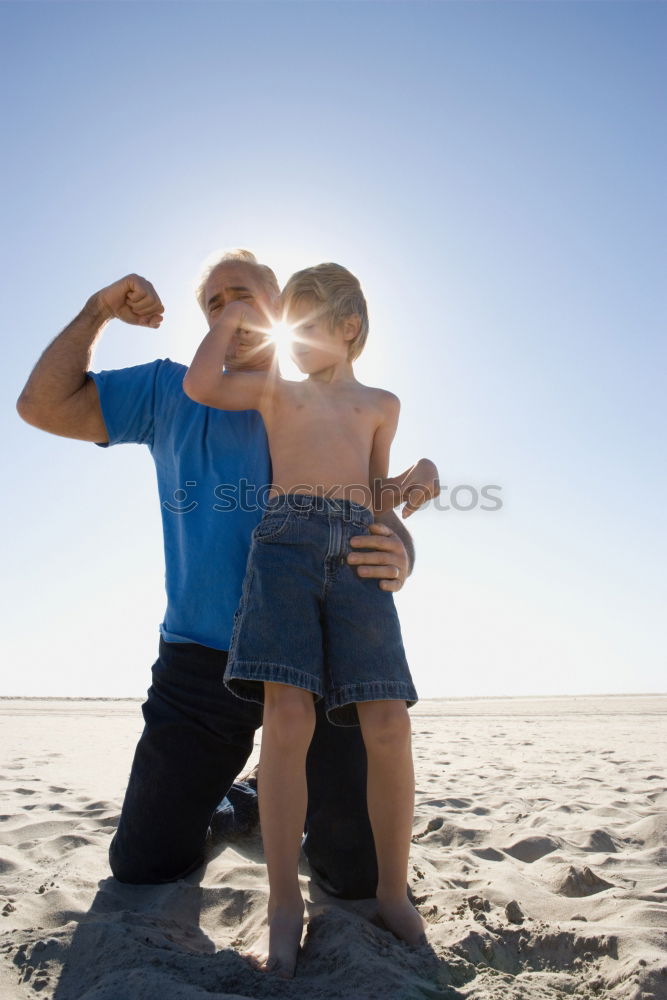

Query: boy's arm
left=368, top=393, right=415, bottom=574
left=369, top=394, right=440, bottom=519
left=383, top=458, right=441, bottom=518
left=369, top=392, right=401, bottom=509
left=347, top=392, right=414, bottom=587
left=182, top=302, right=273, bottom=412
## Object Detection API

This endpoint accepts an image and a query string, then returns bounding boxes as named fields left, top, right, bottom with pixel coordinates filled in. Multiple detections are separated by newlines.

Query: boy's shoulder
left=355, top=382, right=400, bottom=411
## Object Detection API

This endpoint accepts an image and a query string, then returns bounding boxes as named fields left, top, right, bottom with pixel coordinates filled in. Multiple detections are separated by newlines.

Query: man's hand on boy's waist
left=347, top=521, right=410, bottom=592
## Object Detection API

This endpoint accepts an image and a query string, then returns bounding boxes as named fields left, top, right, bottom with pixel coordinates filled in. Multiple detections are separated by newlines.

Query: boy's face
left=286, top=297, right=350, bottom=375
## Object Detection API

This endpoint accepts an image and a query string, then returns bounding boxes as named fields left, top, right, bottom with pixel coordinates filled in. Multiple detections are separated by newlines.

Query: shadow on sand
left=47, top=836, right=461, bottom=1000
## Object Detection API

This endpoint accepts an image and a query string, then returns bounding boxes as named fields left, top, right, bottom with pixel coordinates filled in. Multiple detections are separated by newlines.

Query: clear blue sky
left=2, top=1, right=665, bottom=697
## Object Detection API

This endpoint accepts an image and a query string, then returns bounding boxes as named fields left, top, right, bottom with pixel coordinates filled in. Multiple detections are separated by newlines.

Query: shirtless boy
left=183, top=263, right=426, bottom=977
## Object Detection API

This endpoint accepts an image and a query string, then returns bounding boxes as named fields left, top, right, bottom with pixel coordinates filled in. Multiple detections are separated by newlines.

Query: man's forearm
left=17, top=295, right=110, bottom=419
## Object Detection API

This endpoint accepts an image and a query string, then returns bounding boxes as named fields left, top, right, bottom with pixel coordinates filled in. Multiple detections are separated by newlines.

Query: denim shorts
left=224, top=494, right=418, bottom=727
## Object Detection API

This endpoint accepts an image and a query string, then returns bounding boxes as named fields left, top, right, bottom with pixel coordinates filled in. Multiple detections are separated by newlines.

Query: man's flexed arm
left=16, top=274, right=164, bottom=441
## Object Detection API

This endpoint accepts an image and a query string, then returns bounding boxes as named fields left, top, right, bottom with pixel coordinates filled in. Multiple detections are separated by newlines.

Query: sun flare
left=268, top=319, right=304, bottom=378
left=269, top=320, right=295, bottom=350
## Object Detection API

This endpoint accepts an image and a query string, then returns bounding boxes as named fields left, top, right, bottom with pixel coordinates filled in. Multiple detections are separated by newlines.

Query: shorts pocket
left=253, top=510, right=293, bottom=543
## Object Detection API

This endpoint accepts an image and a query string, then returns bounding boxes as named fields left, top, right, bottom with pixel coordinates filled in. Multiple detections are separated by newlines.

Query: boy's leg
left=312, top=513, right=416, bottom=900
left=109, top=638, right=262, bottom=884
left=253, top=682, right=315, bottom=977
left=303, top=699, right=378, bottom=899
left=357, top=700, right=426, bottom=946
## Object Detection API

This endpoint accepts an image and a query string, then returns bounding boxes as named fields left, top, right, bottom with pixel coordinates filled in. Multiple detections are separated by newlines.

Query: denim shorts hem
left=327, top=680, right=418, bottom=711
left=226, top=661, right=324, bottom=699
left=325, top=682, right=418, bottom=728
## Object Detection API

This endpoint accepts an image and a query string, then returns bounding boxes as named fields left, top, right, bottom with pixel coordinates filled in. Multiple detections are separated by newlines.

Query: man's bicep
left=78, top=378, right=109, bottom=443
left=21, top=377, right=109, bottom=443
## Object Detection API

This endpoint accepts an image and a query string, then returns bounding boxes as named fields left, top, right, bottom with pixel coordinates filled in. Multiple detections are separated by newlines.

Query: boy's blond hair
left=195, top=248, right=280, bottom=313
left=282, top=263, right=369, bottom=361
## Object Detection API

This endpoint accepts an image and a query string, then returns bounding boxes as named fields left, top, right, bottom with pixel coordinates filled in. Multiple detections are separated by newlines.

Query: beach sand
left=1, top=694, right=665, bottom=999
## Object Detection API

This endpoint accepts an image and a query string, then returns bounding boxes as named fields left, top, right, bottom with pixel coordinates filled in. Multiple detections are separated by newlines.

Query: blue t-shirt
left=89, top=359, right=271, bottom=650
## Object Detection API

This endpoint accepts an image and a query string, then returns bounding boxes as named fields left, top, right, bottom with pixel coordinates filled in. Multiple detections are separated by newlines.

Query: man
left=17, top=250, right=435, bottom=899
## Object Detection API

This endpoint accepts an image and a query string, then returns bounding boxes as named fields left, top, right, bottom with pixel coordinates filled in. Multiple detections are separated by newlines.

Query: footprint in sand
left=12, top=941, right=53, bottom=993
left=36, top=834, right=92, bottom=858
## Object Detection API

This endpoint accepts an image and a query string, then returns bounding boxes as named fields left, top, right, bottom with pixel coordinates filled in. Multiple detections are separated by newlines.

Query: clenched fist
left=91, top=274, right=164, bottom=328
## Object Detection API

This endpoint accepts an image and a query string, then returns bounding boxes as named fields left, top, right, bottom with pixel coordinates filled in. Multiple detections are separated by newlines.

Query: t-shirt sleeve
left=88, top=360, right=166, bottom=448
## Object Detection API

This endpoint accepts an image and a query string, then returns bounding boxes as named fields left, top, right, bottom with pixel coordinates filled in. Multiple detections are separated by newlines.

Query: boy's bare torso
left=259, top=375, right=394, bottom=509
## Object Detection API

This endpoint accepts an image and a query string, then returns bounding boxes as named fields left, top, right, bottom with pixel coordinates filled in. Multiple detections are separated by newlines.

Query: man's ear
left=342, top=313, right=361, bottom=342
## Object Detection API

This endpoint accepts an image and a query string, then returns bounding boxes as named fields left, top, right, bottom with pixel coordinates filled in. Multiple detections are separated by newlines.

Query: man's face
left=203, top=263, right=277, bottom=372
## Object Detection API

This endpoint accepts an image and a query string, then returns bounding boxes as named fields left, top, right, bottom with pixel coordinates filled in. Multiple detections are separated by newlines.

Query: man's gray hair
left=195, top=249, right=280, bottom=313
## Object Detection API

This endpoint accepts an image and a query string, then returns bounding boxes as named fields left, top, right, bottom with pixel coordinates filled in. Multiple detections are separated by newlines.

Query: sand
left=1, top=694, right=665, bottom=999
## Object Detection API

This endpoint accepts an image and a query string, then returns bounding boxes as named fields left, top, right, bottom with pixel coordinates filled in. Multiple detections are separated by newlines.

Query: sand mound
left=580, top=828, right=618, bottom=853
left=413, top=819, right=490, bottom=848
left=544, top=864, right=615, bottom=897
left=503, top=835, right=561, bottom=863
left=625, top=813, right=667, bottom=848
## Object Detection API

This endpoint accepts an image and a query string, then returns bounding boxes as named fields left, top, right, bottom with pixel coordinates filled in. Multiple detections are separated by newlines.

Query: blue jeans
left=109, top=637, right=378, bottom=898
left=226, top=494, right=417, bottom=726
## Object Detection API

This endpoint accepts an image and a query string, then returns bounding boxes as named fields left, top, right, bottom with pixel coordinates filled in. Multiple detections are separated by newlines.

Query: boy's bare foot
left=245, top=900, right=305, bottom=978
left=377, top=895, right=427, bottom=947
